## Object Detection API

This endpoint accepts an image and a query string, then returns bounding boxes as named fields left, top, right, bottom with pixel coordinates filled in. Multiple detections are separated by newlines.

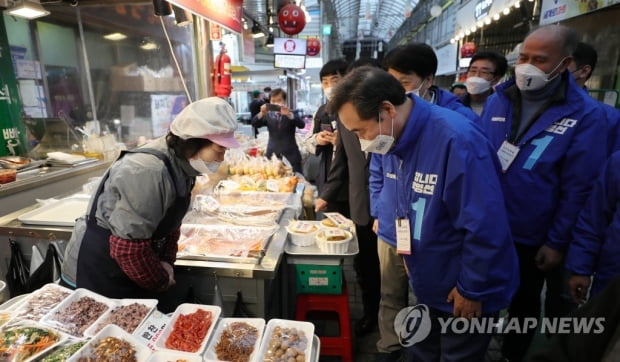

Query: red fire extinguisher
left=213, top=43, right=232, bottom=98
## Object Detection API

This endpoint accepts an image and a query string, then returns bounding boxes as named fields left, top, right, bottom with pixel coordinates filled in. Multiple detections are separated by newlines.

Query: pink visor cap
left=170, top=97, right=240, bottom=148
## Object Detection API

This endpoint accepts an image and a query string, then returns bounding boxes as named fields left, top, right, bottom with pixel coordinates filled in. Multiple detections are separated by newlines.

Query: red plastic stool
left=295, top=281, right=353, bottom=362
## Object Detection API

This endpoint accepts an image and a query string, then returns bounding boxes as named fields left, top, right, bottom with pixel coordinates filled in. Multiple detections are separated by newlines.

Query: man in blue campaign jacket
left=383, top=42, right=480, bottom=124
left=327, top=66, right=519, bottom=362
left=477, top=25, right=608, bottom=362
left=566, top=151, right=620, bottom=302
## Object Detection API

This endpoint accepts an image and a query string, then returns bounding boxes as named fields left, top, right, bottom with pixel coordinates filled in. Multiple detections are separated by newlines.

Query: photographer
left=251, top=88, right=305, bottom=173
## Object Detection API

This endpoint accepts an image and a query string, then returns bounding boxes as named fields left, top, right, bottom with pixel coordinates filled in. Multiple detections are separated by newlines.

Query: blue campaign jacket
left=567, top=151, right=620, bottom=297
left=601, top=102, right=620, bottom=155
left=432, top=86, right=481, bottom=123
left=369, top=96, right=519, bottom=314
left=478, top=73, right=607, bottom=250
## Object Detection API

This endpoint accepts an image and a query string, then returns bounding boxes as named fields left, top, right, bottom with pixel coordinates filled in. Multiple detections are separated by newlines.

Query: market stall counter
left=0, top=188, right=302, bottom=319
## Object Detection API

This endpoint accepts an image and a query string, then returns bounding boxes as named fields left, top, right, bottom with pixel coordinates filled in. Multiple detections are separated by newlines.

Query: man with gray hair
left=477, top=25, right=608, bottom=361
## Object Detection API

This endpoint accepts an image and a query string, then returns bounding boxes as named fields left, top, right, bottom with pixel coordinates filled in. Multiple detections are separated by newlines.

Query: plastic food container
left=83, top=298, right=158, bottom=337
left=154, top=303, right=221, bottom=355
left=40, top=288, right=113, bottom=338
left=0, top=322, right=67, bottom=362
left=316, top=229, right=353, bottom=254
left=68, top=324, right=151, bottom=362
left=146, top=350, right=203, bottom=362
left=286, top=221, right=319, bottom=247
left=255, top=318, right=314, bottom=362
left=12, top=283, right=73, bottom=322
left=204, top=317, right=265, bottom=362
left=0, top=168, right=16, bottom=184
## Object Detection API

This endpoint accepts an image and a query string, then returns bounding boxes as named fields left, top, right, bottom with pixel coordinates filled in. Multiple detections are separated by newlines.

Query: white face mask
left=324, top=87, right=333, bottom=101
left=465, top=76, right=491, bottom=95
left=189, top=158, right=221, bottom=174
left=515, top=58, right=566, bottom=91
left=359, top=113, right=395, bottom=154
left=406, top=79, right=426, bottom=97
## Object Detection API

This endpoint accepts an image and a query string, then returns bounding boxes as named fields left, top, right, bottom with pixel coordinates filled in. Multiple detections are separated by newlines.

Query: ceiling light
left=465, top=30, right=471, bottom=36
left=503, top=7, right=511, bottom=15
left=5, top=0, right=50, bottom=20
left=140, top=40, right=158, bottom=50
left=103, top=32, right=127, bottom=41
left=450, top=38, right=455, bottom=44
left=265, top=33, right=274, bottom=48
left=251, top=21, right=265, bottom=38
left=471, top=25, right=477, bottom=32
left=477, top=21, right=484, bottom=28
left=514, top=1, right=521, bottom=8
left=172, top=5, right=191, bottom=26
left=493, top=13, right=501, bottom=20
left=484, top=17, right=492, bottom=25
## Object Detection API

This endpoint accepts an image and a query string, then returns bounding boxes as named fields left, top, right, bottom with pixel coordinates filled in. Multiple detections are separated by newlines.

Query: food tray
left=284, top=222, right=359, bottom=257
left=204, top=318, right=266, bottom=362
left=17, top=195, right=90, bottom=226
left=253, top=318, right=314, bottom=362
left=40, top=288, right=114, bottom=338
left=11, top=283, right=73, bottom=322
left=38, top=339, right=87, bottom=362
left=83, top=298, right=158, bottom=337
left=154, top=303, right=221, bottom=355
left=0, top=322, right=68, bottom=362
left=146, top=350, right=203, bottom=362
left=67, top=324, right=151, bottom=362
left=176, top=224, right=278, bottom=264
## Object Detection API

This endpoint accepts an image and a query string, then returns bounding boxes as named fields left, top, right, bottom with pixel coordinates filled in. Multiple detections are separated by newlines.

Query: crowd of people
left=60, top=21, right=620, bottom=362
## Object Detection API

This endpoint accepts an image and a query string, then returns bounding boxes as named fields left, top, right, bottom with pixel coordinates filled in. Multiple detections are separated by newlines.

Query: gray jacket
left=61, top=137, right=198, bottom=285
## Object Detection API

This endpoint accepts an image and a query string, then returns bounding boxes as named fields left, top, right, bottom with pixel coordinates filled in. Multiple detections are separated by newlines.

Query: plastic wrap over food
left=41, top=289, right=113, bottom=338
left=12, top=284, right=72, bottom=322
left=0, top=323, right=65, bottom=362
left=256, top=319, right=314, bottom=362
left=191, top=194, right=285, bottom=227
left=177, top=224, right=278, bottom=260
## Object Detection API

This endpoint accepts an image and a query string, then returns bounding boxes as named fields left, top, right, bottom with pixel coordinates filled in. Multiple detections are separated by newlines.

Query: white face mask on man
left=189, top=158, right=221, bottom=174
left=359, top=113, right=395, bottom=154
left=324, top=87, right=333, bottom=101
left=515, top=57, right=567, bottom=91
left=406, top=79, right=427, bottom=97
left=465, top=76, right=492, bottom=95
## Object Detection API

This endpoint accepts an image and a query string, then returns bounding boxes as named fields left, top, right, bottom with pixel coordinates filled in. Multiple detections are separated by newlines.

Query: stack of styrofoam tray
left=204, top=318, right=266, bottom=362
left=154, top=303, right=221, bottom=355
left=67, top=324, right=151, bottom=361
left=40, top=288, right=114, bottom=338
left=253, top=319, right=314, bottom=362
left=83, top=298, right=158, bottom=337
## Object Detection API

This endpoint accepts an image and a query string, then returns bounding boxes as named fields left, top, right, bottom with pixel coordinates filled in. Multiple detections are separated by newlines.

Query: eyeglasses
left=467, top=68, right=495, bottom=78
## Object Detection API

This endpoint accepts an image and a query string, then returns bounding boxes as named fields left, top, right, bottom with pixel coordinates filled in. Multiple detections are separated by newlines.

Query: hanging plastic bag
left=25, top=242, right=62, bottom=292
left=232, top=290, right=255, bottom=318
left=5, top=238, right=29, bottom=298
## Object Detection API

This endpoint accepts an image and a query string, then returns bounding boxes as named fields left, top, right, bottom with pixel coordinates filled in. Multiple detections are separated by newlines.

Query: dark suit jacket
left=252, top=110, right=305, bottom=173
left=312, top=104, right=346, bottom=201
left=320, top=119, right=370, bottom=225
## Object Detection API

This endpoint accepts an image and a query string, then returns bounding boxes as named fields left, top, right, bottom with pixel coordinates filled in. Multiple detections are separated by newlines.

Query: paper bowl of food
left=286, top=221, right=319, bottom=247
left=316, top=229, right=353, bottom=254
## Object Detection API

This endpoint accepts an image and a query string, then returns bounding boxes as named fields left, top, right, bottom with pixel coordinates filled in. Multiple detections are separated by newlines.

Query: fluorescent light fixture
left=103, top=32, right=127, bottom=41
left=140, top=41, right=158, bottom=50
left=5, top=0, right=50, bottom=20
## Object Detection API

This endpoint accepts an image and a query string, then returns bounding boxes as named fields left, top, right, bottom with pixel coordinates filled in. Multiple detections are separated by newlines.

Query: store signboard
left=168, top=0, right=243, bottom=33
left=274, top=54, right=306, bottom=69
left=273, top=38, right=307, bottom=55
left=0, top=16, right=28, bottom=157
left=539, top=0, right=620, bottom=25
left=436, top=43, right=458, bottom=75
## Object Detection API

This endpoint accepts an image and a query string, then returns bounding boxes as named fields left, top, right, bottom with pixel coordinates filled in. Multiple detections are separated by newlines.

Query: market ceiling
left=45, top=0, right=415, bottom=45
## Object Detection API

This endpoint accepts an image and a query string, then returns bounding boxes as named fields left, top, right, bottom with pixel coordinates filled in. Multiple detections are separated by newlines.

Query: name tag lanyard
left=498, top=114, right=537, bottom=172
left=394, top=158, right=412, bottom=255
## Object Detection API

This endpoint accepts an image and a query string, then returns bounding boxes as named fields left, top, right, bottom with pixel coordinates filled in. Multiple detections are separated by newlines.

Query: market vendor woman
left=61, top=97, right=239, bottom=308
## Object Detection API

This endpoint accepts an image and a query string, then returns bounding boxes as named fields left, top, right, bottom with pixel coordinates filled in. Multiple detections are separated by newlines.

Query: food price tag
left=324, top=212, right=350, bottom=227
left=133, top=310, right=169, bottom=350
left=266, top=179, right=279, bottom=192
left=325, top=229, right=346, bottom=238
left=291, top=221, right=315, bottom=233
left=201, top=196, right=220, bottom=212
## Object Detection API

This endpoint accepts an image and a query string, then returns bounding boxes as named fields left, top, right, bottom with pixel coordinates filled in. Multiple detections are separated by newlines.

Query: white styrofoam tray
left=154, top=303, right=221, bottom=355
left=204, top=317, right=266, bottom=362
left=18, top=195, right=90, bottom=226
left=83, top=298, right=158, bottom=337
left=253, top=319, right=314, bottom=362
left=40, top=288, right=114, bottom=338
left=68, top=324, right=151, bottom=362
